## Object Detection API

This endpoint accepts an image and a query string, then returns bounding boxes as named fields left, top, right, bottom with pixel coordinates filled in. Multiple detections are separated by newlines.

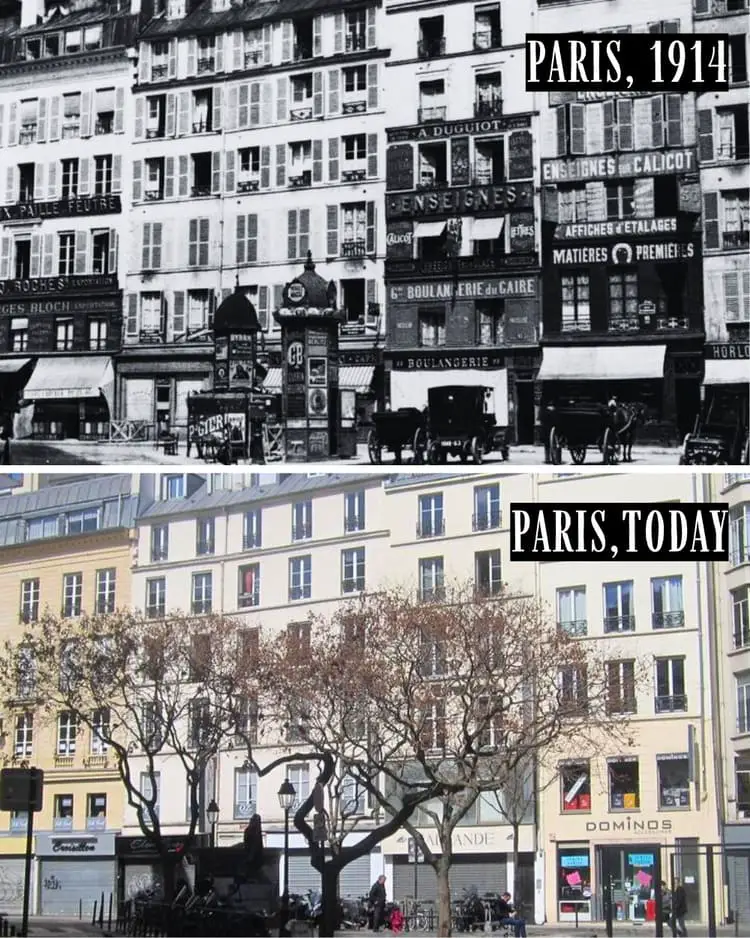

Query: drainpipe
left=692, top=472, right=709, bottom=804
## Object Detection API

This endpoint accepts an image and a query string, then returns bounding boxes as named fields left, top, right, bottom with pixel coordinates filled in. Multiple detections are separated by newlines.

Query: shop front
left=37, top=832, right=116, bottom=917
left=115, top=834, right=210, bottom=904
left=0, top=837, right=29, bottom=916
left=21, top=355, right=114, bottom=440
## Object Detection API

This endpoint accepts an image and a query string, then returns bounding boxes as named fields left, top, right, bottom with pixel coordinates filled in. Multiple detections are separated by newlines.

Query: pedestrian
left=497, top=892, right=526, bottom=938
left=369, top=874, right=386, bottom=932
left=660, top=880, right=672, bottom=923
left=0, top=412, right=13, bottom=464
left=670, top=878, right=688, bottom=937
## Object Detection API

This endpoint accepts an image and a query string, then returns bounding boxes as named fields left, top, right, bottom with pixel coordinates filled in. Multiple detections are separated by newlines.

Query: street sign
left=0, top=768, right=44, bottom=812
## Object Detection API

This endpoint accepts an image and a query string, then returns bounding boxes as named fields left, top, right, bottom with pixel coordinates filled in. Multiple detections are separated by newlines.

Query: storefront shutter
left=288, top=854, right=321, bottom=895
left=703, top=192, right=719, bottom=249
left=0, top=858, right=26, bottom=914
left=40, top=859, right=115, bottom=917
left=339, top=855, right=371, bottom=898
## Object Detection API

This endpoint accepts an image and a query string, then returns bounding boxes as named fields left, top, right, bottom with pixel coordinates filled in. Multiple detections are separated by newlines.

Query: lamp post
left=278, top=779, right=296, bottom=937
left=206, top=798, right=219, bottom=849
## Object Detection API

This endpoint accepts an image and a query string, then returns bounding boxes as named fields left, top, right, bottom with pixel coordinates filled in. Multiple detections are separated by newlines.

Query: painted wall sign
left=388, top=352, right=506, bottom=370
left=551, top=242, right=696, bottom=265
left=339, top=349, right=378, bottom=366
left=705, top=342, right=749, bottom=360
left=1, top=297, right=120, bottom=316
left=541, top=149, right=697, bottom=183
left=585, top=818, right=672, bottom=833
left=554, top=218, right=679, bottom=240
left=37, top=832, right=117, bottom=856
left=1, top=196, right=121, bottom=222
left=387, top=183, right=532, bottom=220
left=549, top=90, right=653, bottom=106
left=0, top=274, right=118, bottom=298
left=387, top=114, right=532, bottom=144
left=388, top=277, right=537, bottom=303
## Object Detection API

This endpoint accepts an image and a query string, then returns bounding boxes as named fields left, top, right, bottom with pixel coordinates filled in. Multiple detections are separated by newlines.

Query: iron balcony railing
left=655, top=694, right=688, bottom=713
left=418, top=37, right=445, bottom=58
left=603, top=614, right=636, bottom=633
left=652, top=610, right=685, bottom=629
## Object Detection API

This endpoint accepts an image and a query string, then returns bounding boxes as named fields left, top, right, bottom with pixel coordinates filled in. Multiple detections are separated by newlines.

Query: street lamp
left=207, top=798, right=219, bottom=849
left=278, top=779, right=296, bottom=937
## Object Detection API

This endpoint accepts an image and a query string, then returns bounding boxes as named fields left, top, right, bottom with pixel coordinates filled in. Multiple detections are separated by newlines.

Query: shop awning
left=471, top=216, right=505, bottom=240
left=340, top=365, right=375, bottom=392
left=414, top=221, right=447, bottom=239
left=0, top=358, right=31, bottom=375
left=23, top=356, right=114, bottom=400
left=537, top=345, right=667, bottom=381
left=704, top=359, right=749, bottom=385
left=262, top=368, right=282, bottom=391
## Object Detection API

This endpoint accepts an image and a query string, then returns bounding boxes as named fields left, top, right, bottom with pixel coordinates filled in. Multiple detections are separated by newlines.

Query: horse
left=611, top=403, right=644, bottom=462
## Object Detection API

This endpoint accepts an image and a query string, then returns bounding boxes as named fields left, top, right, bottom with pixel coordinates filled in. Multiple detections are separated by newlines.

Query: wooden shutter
left=282, top=20, right=292, bottom=62
left=250, top=82, right=261, bottom=126
left=313, top=15, right=321, bottom=56
left=142, top=223, right=151, bottom=269
left=601, top=101, right=616, bottom=151
left=273, top=284, right=283, bottom=315
left=74, top=230, right=88, bottom=274
left=247, top=214, right=258, bottom=263
left=47, top=162, right=58, bottom=200
left=366, top=6, right=376, bottom=47
left=49, top=97, right=60, bottom=141
left=112, top=155, right=122, bottom=193
left=288, top=209, right=297, bottom=260
left=168, top=38, right=177, bottom=78
left=367, top=63, right=378, bottom=109
left=215, top=34, right=224, bottom=72
left=277, top=76, right=287, bottom=122
left=178, top=155, right=189, bottom=196
left=224, top=86, right=237, bottom=132
left=80, top=91, right=93, bottom=137
left=312, top=139, right=323, bottom=183
left=178, top=91, right=190, bottom=135
left=173, top=291, right=185, bottom=337
left=703, top=192, right=719, bottom=249
left=126, top=293, right=139, bottom=336
left=7, top=102, right=17, bottom=146
left=212, top=86, right=222, bottom=131
left=586, top=102, right=603, bottom=154
left=299, top=208, right=310, bottom=257
left=569, top=104, right=585, bottom=155
left=262, top=24, right=272, bottom=64
left=366, top=201, right=375, bottom=254
left=4, top=166, right=13, bottom=204
left=617, top=99, right=633, bottom=151
left=258, top=285, right=269, bottom=329
left=260, top=146, right=270, bottom=188
left=212, top=151, right=222, bottom=194
left=30, top=232, right=41, bottom=279
left=261, top=80, right=272, bottom=124
left=135, top=96, right=145, bottom=139
left=114, top=86, right=125, bottom=133
left=42, top=233, right=54, bottom=276
left=138, top=42, right=151, bottom=83
left=199, top=218, right=210, bottom=266
left=276, top=143, right=286, bottom=187
left=165, top=156, right=175, bottom=199
left=37, top=97, right=48, bottom=143
left=651, top=96, right=664, bottom=147
left=326, top=204, right=338, bottom=256
left=665, top=94, right=682, bottom=146
left=34, top=163, right=46, bottom=202
left=328, top=137, right=339, bottom=181
left=334, top=12, right=343, bottom=53
left=328, top=69, right=340, bottom=114
left=225, top=150, right=235, bottom=193
left=188, top=219, right=198, bottom=267
left=166, top=93, right=176, bottom=136
left=108, top=229, right=118, bottom=275
left=231, top=30, right=242, bottom=70
left=0, top=236, right=10, bottom=279
left=555, top=106, right=567, bottom=156
left=237, top=84, right=248, bottom=127
left=0, top=104, right=4, bottom=146
left=313, top=71, right=324, bottom=118
left=633, top=98, right=651, bottom=150
left=133, top=159, right=143, bottom=201
left=697, top=109, right=714, bottom=162
left=236, top=214, right=247, bottom=265
left=367, top=133, right=378, bottom=177
left=79, top=157, right=91, bottom=196
left=152, top=222, right=162, bottom=269
left=188, top=38, right=198, bottom=77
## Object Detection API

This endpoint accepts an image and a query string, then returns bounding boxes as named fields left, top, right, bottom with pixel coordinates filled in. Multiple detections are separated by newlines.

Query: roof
left=384, top=474, right=464, bottom=489
left=139, top=473, right=383, bottom=521
left=214, top=287, right=261, bottom=335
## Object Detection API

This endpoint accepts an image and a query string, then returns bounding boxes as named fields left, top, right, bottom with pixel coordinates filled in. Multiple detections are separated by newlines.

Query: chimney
left=20, top=0, right=44, bottom=27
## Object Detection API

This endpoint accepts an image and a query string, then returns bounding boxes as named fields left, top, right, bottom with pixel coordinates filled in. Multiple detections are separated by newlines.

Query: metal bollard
left=79, top=898, right=82, bottom=921
left=574, top=905, right=579, bottom=929
left=99, top=891, right=105, bottom=929
left=735, top=910, right=739, bottom=938
left=108, top=892, right=113, bottom=930
left=92, top=900, right=98, bottom=927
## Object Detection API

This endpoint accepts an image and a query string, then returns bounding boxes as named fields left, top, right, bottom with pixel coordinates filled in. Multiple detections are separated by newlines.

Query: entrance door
left=674, top=838, right=700, bottom=922
left=598, top=844, right=659, bottom=922
left=515, top=381, right=535, bottom=445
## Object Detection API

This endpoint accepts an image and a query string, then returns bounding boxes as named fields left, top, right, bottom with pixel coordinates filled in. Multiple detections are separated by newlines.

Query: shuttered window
left=188, top=218, right=210, bottom=267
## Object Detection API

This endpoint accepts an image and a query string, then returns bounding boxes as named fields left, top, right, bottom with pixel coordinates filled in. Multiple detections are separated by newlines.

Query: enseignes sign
left=542, top=149, right=696, bottom=183
left=0, top=274, right=118, bottom=298
left=387, top=183, right=532, bottom=220
left=1, top=195, right=121, bottom=222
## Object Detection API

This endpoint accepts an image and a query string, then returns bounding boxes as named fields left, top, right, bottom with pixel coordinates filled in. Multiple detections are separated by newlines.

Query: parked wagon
left=543, top=401, right=620, bottom=465
left=680, top=386, right=749, bottom=465
left=425, top=386, right=509, bottom=465
left=367, top=408, right=427, bottom=464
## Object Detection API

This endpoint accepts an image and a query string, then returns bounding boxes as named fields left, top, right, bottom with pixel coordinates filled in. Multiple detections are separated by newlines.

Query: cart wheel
left=413, top=427, right=426, bottom=464
left=570, top=446, right=587, bottom=465
left=549, top=427, right=562, bottom=465
left=367, top=429, right=382, bottom=465
left=393, top=447, right=402, bottom=465
left=471, top=435, right=484, bottom=465
left=602, top=427, right=618, bottom=465
left=428, top=441, right=441, bottom=464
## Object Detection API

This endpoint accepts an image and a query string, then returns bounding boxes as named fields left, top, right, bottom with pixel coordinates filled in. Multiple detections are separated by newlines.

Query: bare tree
left=0, top=609, right=257, bottom=897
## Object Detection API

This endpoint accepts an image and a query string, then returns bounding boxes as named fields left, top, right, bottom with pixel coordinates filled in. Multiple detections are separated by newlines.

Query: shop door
left=598, top=844, right=658, bottom=923
left=727, top=851, right=750, bottom=925
left=515, top=381, right=535, bottom=445
left=40, top=859, right=115, bottom=917
left=339, top=854, right=371, bottom=900
left=287, top=854, right=322, bottom=895
left=0, top=857, right=25, bottom=915
left=674, top=838, right=700, bottom=922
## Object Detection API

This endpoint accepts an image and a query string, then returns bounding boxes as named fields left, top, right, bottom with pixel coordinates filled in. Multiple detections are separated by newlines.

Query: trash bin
left=646, top=900, right=656, bottom=922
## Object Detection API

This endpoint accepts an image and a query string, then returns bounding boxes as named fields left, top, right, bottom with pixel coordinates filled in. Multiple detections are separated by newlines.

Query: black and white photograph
left=0, top=0, right=745, bottom=465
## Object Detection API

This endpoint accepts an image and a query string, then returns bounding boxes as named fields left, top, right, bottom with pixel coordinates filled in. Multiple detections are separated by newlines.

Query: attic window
left=24, top=38, right=41, bottom=59
left=65, top=29, right=81, bottom=52
left=44, top=33, right=60, bottom=55
left=84, top=25, right=102, bottom=50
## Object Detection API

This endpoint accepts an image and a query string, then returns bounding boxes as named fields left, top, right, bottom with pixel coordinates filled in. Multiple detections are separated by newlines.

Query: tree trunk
left=319, top=863, right=340, bottom=938
left=511, top=823, right=521, bottom=916
left=436, top=856, right=452, bottom=937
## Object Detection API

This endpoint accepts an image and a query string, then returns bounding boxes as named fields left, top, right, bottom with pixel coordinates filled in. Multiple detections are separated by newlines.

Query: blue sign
left=561, top=855, right=589, bottom=868
left=628, top=854, right=654, bottom=867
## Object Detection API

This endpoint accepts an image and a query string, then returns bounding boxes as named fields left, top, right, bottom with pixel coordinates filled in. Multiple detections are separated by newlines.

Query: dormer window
left=293, top=16, right=313, bottom=60
left=84, top=25, right=102, bottom=50
left=152, top=41, right=169, bottom=80
left=65, top=29, right=81, bottom=53
left=44, top=33, right=60, bottom=56
left=24, top=38, right=41, bottom=59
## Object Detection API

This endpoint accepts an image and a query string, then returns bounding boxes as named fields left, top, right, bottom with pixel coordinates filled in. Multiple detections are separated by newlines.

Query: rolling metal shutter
left=287, top=854, right=322, bottom=895
left=339, top=854, right=371, bottom=899
left=0, top=858, right=25, bottom=916
left=728, top=853, right=750, bottom=924
left=392, top=854, right=507, bottom=904
left=40, top=859, right=116, bottom=917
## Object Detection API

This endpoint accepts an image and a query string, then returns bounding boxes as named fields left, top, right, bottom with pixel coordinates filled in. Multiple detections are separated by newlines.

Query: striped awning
left=262, top=368, right=282, bottom=391
left=340, top=365, right=375, bottom=392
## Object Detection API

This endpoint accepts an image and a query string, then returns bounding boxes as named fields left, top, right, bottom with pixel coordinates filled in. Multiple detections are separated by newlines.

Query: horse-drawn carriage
left=544, top=401, right=622, bottom=465
left=367, top=408, right=427, bottom=464
left=680, top=387, right=749, bottom=465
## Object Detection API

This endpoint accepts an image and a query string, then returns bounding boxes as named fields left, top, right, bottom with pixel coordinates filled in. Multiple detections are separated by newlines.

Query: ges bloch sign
left=510, top=504, right=728, bottom=562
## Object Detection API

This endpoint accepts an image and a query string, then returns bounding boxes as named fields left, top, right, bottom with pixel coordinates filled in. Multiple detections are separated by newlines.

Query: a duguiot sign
left=551, top=242, right=696, bottom=264
left=387, top=183, right=532, bottom=219
left=387, top=114, right=532, bottom=143
left=1, top=196, right=121, bottom=222
left=542, top=149, right=696, bottom=183
left=554, top=218, right=679, bottom=240
left=0, top=274, right=118, bottom=298
left=388, top=277, right=537, bottom=303
left=704, top=342, right=749, bottom=360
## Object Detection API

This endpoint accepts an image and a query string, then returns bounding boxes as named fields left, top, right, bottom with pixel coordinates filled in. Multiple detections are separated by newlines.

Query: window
left=62, top=93, right=81, bottom=136
left=15, top=714, right=33, bottom=758
left=27, top=514, right=58, bottom=539
left=608, top=757, right=639, bottom=810
left=191, top=572, right=212, bottom=614
left=344, top=490, right=365, bottom=533
left=150, top=524, right=168, bottom=562
left=146, top=95, right=166, bottom=138
left=418, top=15, right=444, bottom=58
left=557, top=587, right=587, bottom=636
left=84, top=24, right=102, bottom=49
left=738, top=673, right=750, bottom=733
left=716, top=106, right=750, bottom=161
left=238, top=563, right=260, bottom=608
left=475, top=549, right=502, bottom=597
left=657, top=754, right=690, bottom=809
left=91, top=707, right=109, bottom=754
left=17, top=646, right=36, bottom=698
left=191, top=88, right=213, bottom=132
left=95, top=568, right=116, bottom=614
left=342, top=547, right=365, bottom=593
left=144, top=158, right=164, bottom=200
left=607, top=269, right=639, bottom=332
left=287, top=621, right=311, bottom=657
left=477, top=302, right=505, bottom=345
left=55, top=316, right=74, bottom=351
left=196, top=517, right=215, bottom=556
left=10, top=318, right=28, bottom=352
left=18, top=163, right=34, bottom=202
left=606, top=181, right=635, bottom=220
left=603, top=581, right=634, bottom=632
left=557, top=760, right=592, bottom=815
left=234, top=695, right=259, bottom=745
left=238, top=147, right=260, bottom=190
left=65, top=28, right=81, bottom=53
left=188, top=218, right=210, bottom=267
left=292, top=500, right=312, bottom=540
left=736, top=754, right=750, bottom=817
left=560, top=666, right=588, bottom=715
left=419, top=308, right=446, bottom=347
left=243, top=28, right=263, bottom=66
left=418, top=493, right=444, bottom=538
left=655, top=657, right=687, bottom=712
left=341, top=202, right=367, bottom=254
left=721, top=190, right=750, bottom=251
left=14, top=238, right=30, bottom=280
left=341, top=775, right=367, bottom=815
left=87, top=794, right=107, bottom=829
left=58, top=232, right=76, bottom=276
left=197, top=34, right=216, bottom=72
left=607, top=659, right=637, bottom=714
left=94, top=87, right=114, bottom=133
left=142, top=222, right=163, bottom=270
left=343, top=65, right=366, bottom=94
left=651, top=576, right=684, bottom=629
left=287, top=765, right=310, bottom=810
left=730, top=504, right=749, bottom=566
left=473, top=483, right=500, bottom=531
left=188, top=698, right=210, bottom=747
left=20, top=579, right=40, bottom=623
left=234, top=767, right=258, bottom=819
left=734, top=587, right=750, bottom=649
left=140, top=292, right=163, bottom=336
left=418, top=142, right=447, bottom=188
left=419, top=556, right=444, bottom=601
left=289, top=556, right=312, bottom=601
left=19, top=99, right=38, bottom=143
left=558, top=186, right=588, bottom=225
left=343, top=134, right=366, bottom=164
left=728, top=34, right=748, bottom=84
left=475, top=72, right=502, bottom=118
left=67, top=509, right=99, bottom=534
left=54, top=794, right=74, bottom=830
left=146, top=577, right=166, bottom=618
left=243, top=509, right=262, bottom=549
left=162, top=474, right=185, bottom=499
left=418, top=79, right=446, bottom=122
left=140, top=772, right=160, bottom=819
left=57, top=711, right=78, bottom=755
left=89, top=317, right=108, bottom=351
left=63, top=573, right=83, bottom=618
left=151, top=40, right=169, bottom=79
left=419, top=699, right=447, bottom=750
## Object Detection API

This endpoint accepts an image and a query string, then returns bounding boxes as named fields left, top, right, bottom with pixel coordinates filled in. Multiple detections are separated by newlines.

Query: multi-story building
left=709, top=472, right=750, bottom=925
left=382, top=0, right=540, bottom=444
left=0, top=0, right=136, bottom=440
left=0, top=473, right=138, bottom=915
left=122, top=0, right=389, bottom=434
left=536, top=0, right=705, bottom=443
left=692, top=0, right=749, bottom=417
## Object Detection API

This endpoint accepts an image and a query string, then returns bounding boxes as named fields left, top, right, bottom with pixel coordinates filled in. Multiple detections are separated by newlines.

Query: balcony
left=294, top=44, right=313, bottom=61
left=151, top=63, right=168, bottom=80
left=144, top=189, right=163, bottom=202
left=289, top=586, right=310, bottom=601
left=292, top=522, right=312, bottom=540
left=603, top=615, right=636, bottom=633
left=417, top=517, right=445, bottom=538
left=342, top=98, right=367, bottom=115
left=245, top=49, right=262, bottom=67
left=234, top=800, right=256, bottom=819
left=19, top=123, right=38, bottom=144
left=86, top=815, right=107, bottom=831
left=559, top=619, right=588, bottom=637
left=419, top=586, right=445, bottom=602
left=344, top=515, right=364, bottom=533
left=197, top=56, right=215, bottom=73
left=473, top=512, right=500, bottom=532
left=146, top=125, right=164, bottom=139
left=346, top=33, right=366, bottom=51
left=724, top=229, right=750, bottom=249
left=242, top=534, right=262, bottom=550
left=341, top=239, right=366, bottom=258
left=62, top=120, right=81, bottom=138
left=655, top=694, right=688, bottom=713
left=475, top=98, right=503, bottom=118
left=342, top=167, right=367, bottom=183
left=197, top=539, right=214, bottom=556
left=418, top=37, right=445, bottom=58
left=734, top=627, right=750, bottom=649
left=418, top=106, right=447, bottom=123
left=289, top=171, right=312, bottom=188
left=417, top=176, right=444, bottom=190
left=656, top=317, right=690, bottom=331
left=140, top=329, right=165, bottom=344
left=238, top=590, right=260, bottom=609
left=652, top=610, right=685, bottom=629
left=191, top=185, right=211, bottom=197
left=290, top=105, right=313, bottom=121
left=54, top=755, right=75, bottom=768
left=53, top=816, right=74, bottom=831
left=10, top=815, right=28, bottom=832
left=95, top=115, right=113, bottom=134
left=238, top=178, right=260, bottom=192
left=146, top=604, right=166, bottom=618
left=342, top=577, right=366, bottom=593
left=473, top=29, right=502, bottom=50
left=192, top=120, right=210, bottom=133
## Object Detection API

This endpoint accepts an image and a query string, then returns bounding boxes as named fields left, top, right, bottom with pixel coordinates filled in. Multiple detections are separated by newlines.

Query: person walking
left=670, top=878, right=688, bottom=937
left=369, top=874, right=386, bottom=932
left=497, top=892, right=527, bottom=938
